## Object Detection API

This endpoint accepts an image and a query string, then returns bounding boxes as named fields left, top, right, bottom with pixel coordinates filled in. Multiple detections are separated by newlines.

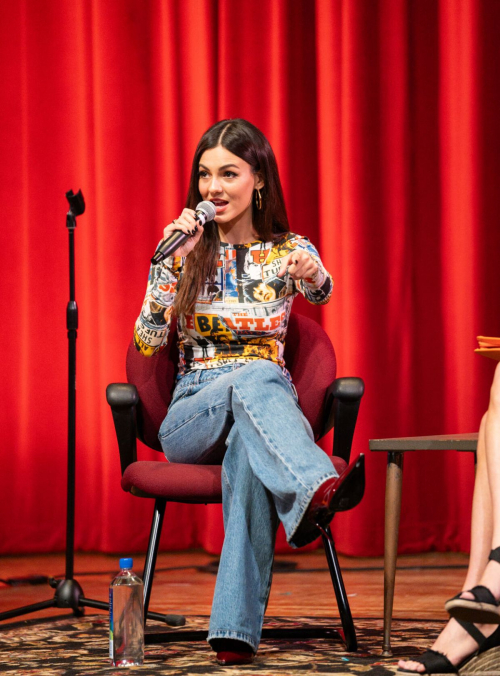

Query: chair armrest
left=106, top=383, right=139, bottom=475
left=322, top=377, right=364, bottom=462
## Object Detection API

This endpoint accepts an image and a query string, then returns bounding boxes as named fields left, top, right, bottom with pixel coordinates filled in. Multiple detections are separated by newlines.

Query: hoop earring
left=255, top=188, right=263, bottom=211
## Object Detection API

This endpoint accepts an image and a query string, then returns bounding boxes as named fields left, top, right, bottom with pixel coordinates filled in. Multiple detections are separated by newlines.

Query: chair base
left=145, top=625, right=345, bottom=646
left=141, top=504, right=358, bottom=651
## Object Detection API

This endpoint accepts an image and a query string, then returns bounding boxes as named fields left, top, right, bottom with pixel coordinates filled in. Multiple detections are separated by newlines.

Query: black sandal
left=397, top=649, right=459, bottom=674
left=445, top=547, right=500, bottom=624
left=397, top=619, right=500, bottom=674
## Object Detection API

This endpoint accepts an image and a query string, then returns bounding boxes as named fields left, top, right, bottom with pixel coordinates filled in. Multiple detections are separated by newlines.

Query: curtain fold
left=1, top=0, right=499, bottom=556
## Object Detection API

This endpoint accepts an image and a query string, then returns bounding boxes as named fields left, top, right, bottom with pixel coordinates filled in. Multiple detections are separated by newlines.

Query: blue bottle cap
left=119, top=557, right=133, bottom=569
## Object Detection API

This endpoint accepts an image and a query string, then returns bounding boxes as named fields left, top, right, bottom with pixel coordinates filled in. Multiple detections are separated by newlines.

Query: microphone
left=151, top=200, right=217, bottom=265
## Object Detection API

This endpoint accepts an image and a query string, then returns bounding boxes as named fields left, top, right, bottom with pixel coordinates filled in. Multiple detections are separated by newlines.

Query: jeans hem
left=207, top=630, right=258, bottom=653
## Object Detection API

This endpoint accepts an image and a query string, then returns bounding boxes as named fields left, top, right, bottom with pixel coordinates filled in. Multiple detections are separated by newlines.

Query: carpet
left=0, top=614, right=454, bottom=675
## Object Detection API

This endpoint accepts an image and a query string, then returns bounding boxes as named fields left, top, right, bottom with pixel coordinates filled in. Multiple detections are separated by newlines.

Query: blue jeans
left=158, top=360, right=338, bottom=652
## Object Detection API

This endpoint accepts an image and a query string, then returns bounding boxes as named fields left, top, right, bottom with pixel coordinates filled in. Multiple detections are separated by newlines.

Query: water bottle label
left=109, top=587, right=113, bottom=660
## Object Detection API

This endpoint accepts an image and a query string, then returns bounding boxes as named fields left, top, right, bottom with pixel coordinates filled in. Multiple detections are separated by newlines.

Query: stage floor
left=0, top=549, right=468, bottom=624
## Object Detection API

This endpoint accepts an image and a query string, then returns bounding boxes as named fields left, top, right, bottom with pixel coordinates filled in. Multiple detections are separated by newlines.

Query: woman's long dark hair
left=174, top=119, right=290, bottom=315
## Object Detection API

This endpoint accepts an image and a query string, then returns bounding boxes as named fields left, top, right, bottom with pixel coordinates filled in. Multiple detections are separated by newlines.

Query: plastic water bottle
left=109, top=558, right=144, bottom=667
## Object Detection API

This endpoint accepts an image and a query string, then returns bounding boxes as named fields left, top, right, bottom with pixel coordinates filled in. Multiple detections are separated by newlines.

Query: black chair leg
left=322, top=525, right=357, bottom=652
left=142, top=499, right=185, bottom=627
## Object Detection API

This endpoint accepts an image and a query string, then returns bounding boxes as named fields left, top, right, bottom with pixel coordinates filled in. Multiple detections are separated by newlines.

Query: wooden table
left=369, top=433, right=478, bottom=656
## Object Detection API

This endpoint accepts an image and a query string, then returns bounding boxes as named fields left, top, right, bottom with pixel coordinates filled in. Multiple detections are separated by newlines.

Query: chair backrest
left=126, top=313, right=337, bottom=451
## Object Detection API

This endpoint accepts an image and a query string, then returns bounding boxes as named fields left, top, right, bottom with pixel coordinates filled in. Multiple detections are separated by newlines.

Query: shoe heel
left=331, top=454, right=365, bottom=512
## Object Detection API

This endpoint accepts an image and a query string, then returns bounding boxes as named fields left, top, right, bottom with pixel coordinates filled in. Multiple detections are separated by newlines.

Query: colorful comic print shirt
left=134, top=233, right=333, bottom=381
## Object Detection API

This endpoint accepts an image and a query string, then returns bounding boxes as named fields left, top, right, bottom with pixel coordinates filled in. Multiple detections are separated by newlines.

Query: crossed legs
left=160, top=360, right=338, bottom=652
left=399, top=362, right=500, bottom=671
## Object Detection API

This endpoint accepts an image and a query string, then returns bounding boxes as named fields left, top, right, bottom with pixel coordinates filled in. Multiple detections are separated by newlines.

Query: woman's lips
left=212, top=199, right=228, bottom=212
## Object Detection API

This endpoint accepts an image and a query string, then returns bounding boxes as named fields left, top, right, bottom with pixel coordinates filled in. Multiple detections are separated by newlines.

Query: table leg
left=382, top=451, right=404, bottom=657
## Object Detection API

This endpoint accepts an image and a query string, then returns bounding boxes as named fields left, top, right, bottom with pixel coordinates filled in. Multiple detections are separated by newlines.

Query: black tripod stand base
left=0, top=578, right=186, bottom=627
left=0, top=578, right=86, bottom=623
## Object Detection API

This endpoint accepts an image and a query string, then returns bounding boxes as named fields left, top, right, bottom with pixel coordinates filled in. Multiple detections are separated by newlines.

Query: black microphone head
left=196, top=200, right=217, bottom=222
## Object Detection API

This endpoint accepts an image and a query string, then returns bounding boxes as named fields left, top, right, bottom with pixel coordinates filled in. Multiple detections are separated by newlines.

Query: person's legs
left=161, top=360, right=338, bottom=543
left=398, top=415, right=493, bottom=671
left=464, top=417, right=493, bottom=588
left=399, top=363, right=500, bottom=672
left=477, top=362, right=500, bottom=598
left=447, top=362, right=500, bottom=603
left=159, top=360, right=339, bottom=652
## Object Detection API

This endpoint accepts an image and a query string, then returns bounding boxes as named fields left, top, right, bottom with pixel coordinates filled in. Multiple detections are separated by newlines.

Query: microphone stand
left=0, top=191, right=175, bottom=625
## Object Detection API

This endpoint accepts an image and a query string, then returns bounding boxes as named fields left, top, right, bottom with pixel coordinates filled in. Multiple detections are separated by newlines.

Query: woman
left=134, top=119, right=362, bottom=665
left=399, top=362, right=500, bottom=673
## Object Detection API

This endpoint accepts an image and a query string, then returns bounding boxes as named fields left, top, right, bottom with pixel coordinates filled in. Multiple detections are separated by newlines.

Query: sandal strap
left=477, top=623, right=500, bottom=656
left=448, top=585, right=497, bottom=607
left=467, top=584, right=498, bottom=605
left=489, top=546, right=500, bottom=564
left=455, top=617, right=486, bottom=647
left=417, top=649, right=457, bottom=673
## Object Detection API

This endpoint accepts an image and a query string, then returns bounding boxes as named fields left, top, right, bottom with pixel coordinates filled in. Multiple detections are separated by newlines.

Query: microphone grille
left=196, top=200, right=217, bottom=221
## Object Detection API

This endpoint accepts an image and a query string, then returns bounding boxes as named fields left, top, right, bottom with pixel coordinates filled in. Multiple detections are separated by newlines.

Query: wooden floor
left=0, top=549, right=468, bottom=625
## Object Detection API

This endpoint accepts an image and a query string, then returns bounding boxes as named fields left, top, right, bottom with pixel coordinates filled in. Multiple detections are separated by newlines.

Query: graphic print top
left=134, top=233, right=333, bottom=381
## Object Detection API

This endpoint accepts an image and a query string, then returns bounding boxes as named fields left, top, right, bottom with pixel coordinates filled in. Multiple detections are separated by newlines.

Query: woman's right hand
left=162, top=208, right=205, bottom=258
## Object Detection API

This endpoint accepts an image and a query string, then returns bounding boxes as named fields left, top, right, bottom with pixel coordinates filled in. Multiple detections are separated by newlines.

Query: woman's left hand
left=277, top=251, right=318, bottom=281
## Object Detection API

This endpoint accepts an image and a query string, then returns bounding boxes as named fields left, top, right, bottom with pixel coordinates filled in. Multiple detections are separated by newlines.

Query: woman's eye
left=224, top=171, right=237, bottom=178
left=198, top=171, right=209, bottom=178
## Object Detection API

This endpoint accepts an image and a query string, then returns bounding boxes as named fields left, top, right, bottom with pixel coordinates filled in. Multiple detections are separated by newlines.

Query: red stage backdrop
left=1, top=0, right=500, bottom=557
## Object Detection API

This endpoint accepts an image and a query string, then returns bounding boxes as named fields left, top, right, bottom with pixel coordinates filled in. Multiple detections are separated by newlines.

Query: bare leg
left=463, top=412, right=493, bottom=589
left=398, top=365, right=500, bottom=672
left=471, top=362, right=500, bottom=598
left=454, top=362, right=500, bottom=602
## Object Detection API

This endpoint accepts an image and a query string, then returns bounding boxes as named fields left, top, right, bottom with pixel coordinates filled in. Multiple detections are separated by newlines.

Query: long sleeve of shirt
left=291, top=236, right=333, bottom=305
left=133, top=254, right=183, bottom=356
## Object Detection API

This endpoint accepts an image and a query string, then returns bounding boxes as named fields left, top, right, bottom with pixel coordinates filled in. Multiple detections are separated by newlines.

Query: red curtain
left=1, top=0, right=500, bottom=557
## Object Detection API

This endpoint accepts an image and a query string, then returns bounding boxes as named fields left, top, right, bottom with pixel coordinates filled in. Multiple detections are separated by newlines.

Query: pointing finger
left=277, top=253, right=293, bottom=277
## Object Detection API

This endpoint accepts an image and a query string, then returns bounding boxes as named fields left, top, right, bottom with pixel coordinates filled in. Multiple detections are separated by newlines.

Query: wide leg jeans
left=158, top=360, right=338, bottom=652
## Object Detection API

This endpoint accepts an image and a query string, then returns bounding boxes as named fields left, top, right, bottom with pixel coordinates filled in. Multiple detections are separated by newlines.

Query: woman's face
left=198, top=145, right=263, bottom=226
